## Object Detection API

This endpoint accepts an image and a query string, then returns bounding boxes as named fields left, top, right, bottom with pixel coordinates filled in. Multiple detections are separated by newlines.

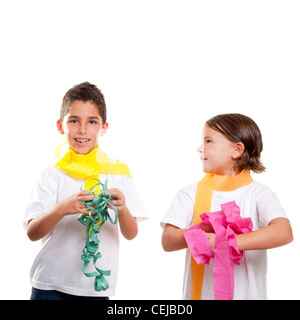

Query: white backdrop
left=0, top=0, right=299, bottom=300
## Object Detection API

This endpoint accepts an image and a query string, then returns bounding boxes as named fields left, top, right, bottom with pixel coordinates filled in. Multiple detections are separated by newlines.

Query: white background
left=0, top=0, right=299, bottom=300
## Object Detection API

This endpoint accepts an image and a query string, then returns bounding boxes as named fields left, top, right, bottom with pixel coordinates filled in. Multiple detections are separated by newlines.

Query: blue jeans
left=30, top=287, right=109, bottom=300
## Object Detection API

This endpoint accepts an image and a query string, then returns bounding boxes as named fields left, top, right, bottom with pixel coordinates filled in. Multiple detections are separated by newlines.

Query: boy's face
left=198, top=126, right=244, bottom=176
left=57, top=100, right=108, bottom=154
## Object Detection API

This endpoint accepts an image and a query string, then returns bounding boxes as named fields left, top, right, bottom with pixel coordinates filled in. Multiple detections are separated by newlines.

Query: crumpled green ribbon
left=77, top=179, right=118, bottom=291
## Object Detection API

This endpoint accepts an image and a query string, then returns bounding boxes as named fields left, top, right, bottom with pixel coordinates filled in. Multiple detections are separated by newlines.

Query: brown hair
left=60, top=82, right=107, bottom=123
left=205, top=113, right=266, bottom=173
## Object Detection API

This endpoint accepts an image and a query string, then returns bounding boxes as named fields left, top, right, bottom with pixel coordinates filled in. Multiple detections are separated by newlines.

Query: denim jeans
left=30, top=287, right=109, bottom=300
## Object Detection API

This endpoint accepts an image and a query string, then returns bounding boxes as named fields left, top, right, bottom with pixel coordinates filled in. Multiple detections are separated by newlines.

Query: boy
left=24, top=82, right=147, bottom=300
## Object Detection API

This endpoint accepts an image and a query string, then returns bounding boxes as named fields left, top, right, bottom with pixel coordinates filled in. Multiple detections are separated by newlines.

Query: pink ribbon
left=184, top=201, right=253, bottom=300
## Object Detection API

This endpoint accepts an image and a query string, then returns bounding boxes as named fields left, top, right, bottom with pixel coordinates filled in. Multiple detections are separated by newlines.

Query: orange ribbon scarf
left=190, top=170, right=253, bottom=300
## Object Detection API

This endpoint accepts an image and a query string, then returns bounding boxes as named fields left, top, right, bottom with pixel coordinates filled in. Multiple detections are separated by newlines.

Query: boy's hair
left=60, top=82, right=107, bottom=123
left=205, top=113, right=266, bottom=173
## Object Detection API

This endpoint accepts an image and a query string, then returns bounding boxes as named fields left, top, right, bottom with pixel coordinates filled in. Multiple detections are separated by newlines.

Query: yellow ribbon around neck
left=190, top=170, right=253, bottom=300
left=55, top=143, right=131, bottom=193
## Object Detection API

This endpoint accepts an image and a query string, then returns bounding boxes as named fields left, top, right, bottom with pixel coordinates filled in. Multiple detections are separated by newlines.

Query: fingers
left=106, top=188, right=121, bottom=199
left=78, top=190, right=96, bottom=202
left=108, top=197, right=125, bottom=208
left=77, top=189, right=126, bottom=215
left=105, top=189, right=126, bottom=216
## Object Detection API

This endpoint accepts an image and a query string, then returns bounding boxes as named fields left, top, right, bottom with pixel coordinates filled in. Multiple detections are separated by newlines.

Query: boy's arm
left=107, top=188, right=138, bottom=240
left=26, top=190, right=96, bottom=241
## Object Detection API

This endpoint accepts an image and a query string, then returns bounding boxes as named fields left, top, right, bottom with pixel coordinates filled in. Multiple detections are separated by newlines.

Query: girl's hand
left=201, top=224, right=216, bottom=253
left=206, top=233, right=216, bottom=253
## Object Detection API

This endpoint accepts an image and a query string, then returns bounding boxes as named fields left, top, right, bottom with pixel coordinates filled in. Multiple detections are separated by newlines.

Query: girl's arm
left=203, top=217, right=293, bottom=252
left=236, top=217, right=293, bottom=251
left=162, top=224, right=188, bottom=252
left=162, top=218, right=293, bottom=253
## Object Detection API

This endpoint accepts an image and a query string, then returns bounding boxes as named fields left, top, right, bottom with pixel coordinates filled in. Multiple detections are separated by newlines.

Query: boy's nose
left=78, top=124, right=87, bottom=134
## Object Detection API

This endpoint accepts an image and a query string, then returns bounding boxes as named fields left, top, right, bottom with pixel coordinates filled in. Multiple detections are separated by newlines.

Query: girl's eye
left=69, top=119, right=78, bottom=123
left=206, top=139, right=212, bottom=143
left=89, top=120, right=97, bottom=124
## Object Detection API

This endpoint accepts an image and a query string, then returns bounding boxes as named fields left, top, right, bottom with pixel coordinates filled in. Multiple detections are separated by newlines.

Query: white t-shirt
left=161, top=181, right=288, bottom=300
left=24, top=165, right=147, bottom=297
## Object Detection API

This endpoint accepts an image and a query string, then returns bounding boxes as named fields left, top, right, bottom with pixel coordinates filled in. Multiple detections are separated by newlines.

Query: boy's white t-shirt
left=161, top=180, right=288, bottom=300
left=24, top=165, right=147, bottom=297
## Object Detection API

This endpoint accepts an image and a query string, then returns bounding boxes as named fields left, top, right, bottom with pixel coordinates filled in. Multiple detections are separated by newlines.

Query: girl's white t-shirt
left=161, top=181, right=288, bottom=300
left=24, top=165, right=147, bottom=297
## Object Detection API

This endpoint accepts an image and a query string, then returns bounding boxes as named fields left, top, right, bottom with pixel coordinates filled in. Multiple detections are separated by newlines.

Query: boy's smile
left=57, top=100, right=108, bottom=154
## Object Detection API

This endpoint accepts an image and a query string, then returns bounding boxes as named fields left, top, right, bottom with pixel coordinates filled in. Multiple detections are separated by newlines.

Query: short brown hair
left=60, top=82, right=107, bottom=123
left=205, top=113, right=266, bottom=173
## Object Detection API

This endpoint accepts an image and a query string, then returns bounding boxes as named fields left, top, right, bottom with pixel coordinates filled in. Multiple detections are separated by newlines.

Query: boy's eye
left=89, top=120, right=97, bottom=124
left=69, top=119, right=78, bottom=123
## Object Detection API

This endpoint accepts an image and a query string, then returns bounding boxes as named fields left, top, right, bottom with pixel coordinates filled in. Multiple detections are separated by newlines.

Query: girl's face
left=56, top=100, right=108, bottom=154
left=198, top=125, right=243, bottom=176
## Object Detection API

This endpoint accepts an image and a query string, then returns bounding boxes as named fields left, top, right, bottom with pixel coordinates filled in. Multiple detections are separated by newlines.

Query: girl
left=161, top=113, right=293, bottom=300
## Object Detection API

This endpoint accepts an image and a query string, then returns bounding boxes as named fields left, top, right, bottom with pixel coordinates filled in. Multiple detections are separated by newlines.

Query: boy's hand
left=106, top=188, right=126, bottom=215
left=58, top=190, right=96, bottom=216
left=105, top=188, right=138, bottom=240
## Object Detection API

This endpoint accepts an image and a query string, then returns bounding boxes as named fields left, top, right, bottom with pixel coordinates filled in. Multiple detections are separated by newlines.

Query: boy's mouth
left=74, top=138, right=90, bottom=145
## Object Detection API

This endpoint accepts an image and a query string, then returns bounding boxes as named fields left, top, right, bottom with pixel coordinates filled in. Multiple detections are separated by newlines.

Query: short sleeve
left=161, top=183, right=197, bottom=229
left=116, top=175, right=148, bottom=222
left=256, top=186, right=288, bottom=228
left=23, top=168, right=58, bottom=228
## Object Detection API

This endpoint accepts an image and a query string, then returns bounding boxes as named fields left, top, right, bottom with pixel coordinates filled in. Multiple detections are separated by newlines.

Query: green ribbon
left=77, top=179, right=118, bottom=292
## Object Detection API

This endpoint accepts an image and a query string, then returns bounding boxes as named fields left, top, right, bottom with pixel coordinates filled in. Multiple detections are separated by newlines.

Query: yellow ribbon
left=55, top=143, right=131, bottom=182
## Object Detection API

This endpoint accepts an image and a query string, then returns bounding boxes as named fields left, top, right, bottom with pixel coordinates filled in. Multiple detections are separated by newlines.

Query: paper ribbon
left=55, top=143, right=131, bottom=179
left=184, top=201, right=253, bottom=300
left=77, top=179, right=118, bottom=292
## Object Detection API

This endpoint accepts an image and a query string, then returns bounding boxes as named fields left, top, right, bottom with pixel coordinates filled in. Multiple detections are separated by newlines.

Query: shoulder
left=177, top=182, right=198, bottom=201
left=42, top=165, right=66, bottom=183
left=168, top=182, right=198, bottom=209
left=33, top=165, right=70, bottom=194
left=161, top=182, right=197, bottom=229
left=105, top=172, right=133, bottom=189
left=249, top=180, right=288, bottom=225
left=248, top=180, right=279, bottom=198
left=245, top=180, right=284, bottom=207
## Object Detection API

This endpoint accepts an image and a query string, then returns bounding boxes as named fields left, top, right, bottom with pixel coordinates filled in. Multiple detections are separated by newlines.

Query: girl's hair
left=205, top=113, right=266, bottom=173
left=60, top=82, right=107, bottom=123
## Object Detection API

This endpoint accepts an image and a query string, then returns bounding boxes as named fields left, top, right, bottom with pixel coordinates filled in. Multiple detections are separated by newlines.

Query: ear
left=57, top=119, right=64, bottom=135
left=232, top=142, right=245, bottom=159
left=99, top=122, right=109, bottom=137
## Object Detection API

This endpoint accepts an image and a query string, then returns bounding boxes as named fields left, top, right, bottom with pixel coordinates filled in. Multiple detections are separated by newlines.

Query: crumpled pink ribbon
left=184, top=201, right=253, bottom=300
